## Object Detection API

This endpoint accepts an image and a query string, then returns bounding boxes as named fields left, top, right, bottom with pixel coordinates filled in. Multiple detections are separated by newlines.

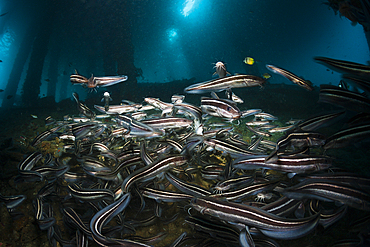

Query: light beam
left=182, top=0, right=195, bottom=17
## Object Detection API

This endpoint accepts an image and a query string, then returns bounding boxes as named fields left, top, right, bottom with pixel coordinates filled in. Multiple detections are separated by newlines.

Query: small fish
left=72, top=92, right=96, bottom=119
left=185, top=74, right=266, bottom=94
left=319, top=85, right=370, bottom=114
left=190, top=197, right=320, bottom=240
left=171, top=94, right=185, bottom=103
left=7, top=95, right=12, bottom=99
left=71, top=72, right=128, bottom=89
left=0, top=60, right=2, bottom=62
left=31, top=114, right=38, bottom=119
left=226, top=91, right=244, bottom=104
left=0, top=89, right=4, bottom=92
left=0, top=12, right=8, bottom=17
left=45, top=116, right=56, bottom=126
left=213, top=61, right=230, bottom=78
left=243, top=57, right=255, bottom=65
left=324, top=124, right=370, bottom=149
left=44, top=79, right=50, bottom=82
left=201, top=97, right=241, bottom=119
left=266, top=64, right=314, bottom=91
left=101, top=92, right=112, bottom=111
left=315, top=56, right=370, bottom=80
left=262, top=73, right=271, bottom=79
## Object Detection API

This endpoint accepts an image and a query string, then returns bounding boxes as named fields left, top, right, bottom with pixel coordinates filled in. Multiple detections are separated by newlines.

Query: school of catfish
left=4, top=57, right=370, bottom=247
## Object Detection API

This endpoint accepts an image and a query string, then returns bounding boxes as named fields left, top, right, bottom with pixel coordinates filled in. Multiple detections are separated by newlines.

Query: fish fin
left=239, top=226, right=255, bottom=247
left=223, top=98, right=238, bottom=106
left=294, top=202, right=305, bottom=218
left=210, top=91, right=219, bottom=99
left=72, top=92, right=79, bottom=102
left=265, top=150, right=278, bottom=162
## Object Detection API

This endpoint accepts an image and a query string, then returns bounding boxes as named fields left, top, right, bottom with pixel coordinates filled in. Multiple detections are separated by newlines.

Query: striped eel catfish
left=18, top=151, right=43, bottom=171
left=201, top=97, right=241, bottom=119
left=67, top=183, right=114, bottom=201
left=212, top=175, right=254, bottom=193
left=184, top=74, right=265, bottom=94
left=31, top=126, right=63, bottom=146
left=63, top=207, right=92, bottom=236
left=233, top=154, right=331, bottom=174
left=190, top=196, right=320, bottom=240
left=202, top=137, right=260, bottom=157
left=297, top=111, right=345, bottom=131
left=144, top=97, right=173, bottom=111
left=71, top=72, right=128, bottom=88
left=314, top=56, right=370, bottom=80
left=241, top=108, right=262, bottom=118
left=213, top=61, right=230, bottom=78
left=141, top=117, right=193, bottom=130
left=93, top=75, right=128, bottom=87
left=265, top=132, right=326, bottom=161
left=0, top=194, right=26, bottom=210
left=172, top=102, right=202, bottom=126
left=165, top=172, right=212, bottom=197
left=141, top=187, right=193, bottom=202
left=308, top=199, right=348, bottom=229
left=94, top=104, right=139, bottom=114
left=72, top=92, right=96, bottom=119
left=89, top=193, right=150, bottom=247
left=343, top=74, right=370, bottom=93
left=319, top=84, right=370, bottom=113
left=261, top=196, right=302, bottom=217
left=296, top=172, right=370, bottom=191
left=121, top=154, right=188, bottom=193
left=281, top=179, right=370, bottom=211
left=324, top=124, right=370, bottom=149
left=115, top=115, right=163, bottom=138
left=171, top=94, right=185, bottom=103
left=266, top=64, right=314, bottom=91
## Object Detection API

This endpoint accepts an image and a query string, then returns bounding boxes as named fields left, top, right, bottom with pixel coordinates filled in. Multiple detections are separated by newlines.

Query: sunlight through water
left=182, top=0, right=196, bottom=17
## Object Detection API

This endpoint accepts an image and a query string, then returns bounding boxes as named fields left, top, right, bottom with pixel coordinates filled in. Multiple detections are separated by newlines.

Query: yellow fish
left=262, top=73, right=271, bottom=79
left=243, top=57, right=255, bottom=65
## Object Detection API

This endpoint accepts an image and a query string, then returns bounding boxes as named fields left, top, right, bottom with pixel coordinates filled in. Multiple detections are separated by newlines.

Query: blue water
left=0, top=0, right=368, bottom=106
left=133, top=0, right=369, bottom=85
